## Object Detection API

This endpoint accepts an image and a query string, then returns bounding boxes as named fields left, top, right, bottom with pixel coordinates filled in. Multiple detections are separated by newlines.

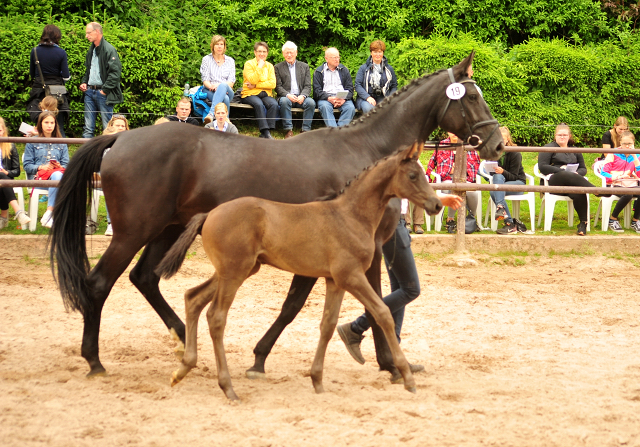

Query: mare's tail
left=49, top=134, right=120, bottom=317
left=155, top=213, right=209, bottom=279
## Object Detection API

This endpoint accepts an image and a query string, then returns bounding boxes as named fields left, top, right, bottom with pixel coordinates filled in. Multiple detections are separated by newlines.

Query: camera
left=372, top=87, right=383, bottom=97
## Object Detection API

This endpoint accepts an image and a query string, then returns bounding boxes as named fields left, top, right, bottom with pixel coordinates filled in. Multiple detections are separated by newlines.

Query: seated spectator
left=23, top=111, right=69, bottom=229
left=490, top=126, right=527, bottom=234
left=107, top=114, right=129, bottom=132
left=600, top=131, right=640, bottom=233
left=0, top=116, right=31, bottom=229
left=201, top=35, right=236, bottom=125
left=241, top=41, right=278, bottom=139
left=539, top=123, right=597, bottom=236
left=354, top=40, right=398, bottom=114
left=166, top=98, right=200, bottom=126
left=205, top=103, right=238, bottom=134
left=425, top=133, right=481, bottom=233
left=313, top=47, right=356, bottom=128
left=26, top=96, right=60, bottom=137
left=274, top=41, right=315, bottom=138
left=600, top=116, right=628, bottom=160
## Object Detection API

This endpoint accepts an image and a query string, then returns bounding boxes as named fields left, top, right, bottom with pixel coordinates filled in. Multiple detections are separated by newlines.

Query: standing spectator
left=274, top=41, right=315, bottom=138
left=313, top=47, right=356, bottom=128
left=539, top=123, right=597, bottom=236
left=23, top=111, right=69, bottom=229
left=490, top=127, right=527, bottom=234
left=204, top=103, right=239, bottom=134
left=600, top=131, right=640, bottom=233
left=201, top=35, right=236, bottom=125
left=425, top=133, right=481, bottom=233
left=79, top=22, right=123, bottom=138
left=241, top=42, right=278, bottom=139
left=166, top=98, right=200, bottom=126
left=27, top=25, right=70, bottom=137
left=600, top=116, right=629, bottom=159
left=0, top=117, right=31, bottom=229
left=354, top=40, right=398, bottom=114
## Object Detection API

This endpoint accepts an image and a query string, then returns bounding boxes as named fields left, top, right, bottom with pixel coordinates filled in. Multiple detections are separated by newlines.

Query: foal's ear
left=454, top=51, right=475, bottom=80
left=404, top=141, right=422, bottom=160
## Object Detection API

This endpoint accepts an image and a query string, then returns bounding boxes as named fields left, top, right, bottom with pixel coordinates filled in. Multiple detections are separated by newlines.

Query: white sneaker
left=40, top=210, right=53, bottom=228
left=15, top=210, right=31, bottom=227
left=105, top=224, right=113, bottom=236
left=632, top=220, right=640, bottom=233
left=608, top=219, right=624, bottom=233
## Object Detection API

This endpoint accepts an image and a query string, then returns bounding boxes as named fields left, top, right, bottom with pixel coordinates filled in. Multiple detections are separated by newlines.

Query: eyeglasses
left=326, top=56, right=340, bottom=60
left=555, top=134, right=570, bottom=137
left=621, top=142, right=634, bottom=147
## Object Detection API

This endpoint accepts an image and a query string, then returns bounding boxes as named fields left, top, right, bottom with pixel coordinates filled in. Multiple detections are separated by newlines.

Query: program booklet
left=484, top=161, right=498, bottom=173
left=335, top=90, right=348, bottom=99
left=19, top=122, right=35, bottom=135
left=566, top=163, right=579, bottom=173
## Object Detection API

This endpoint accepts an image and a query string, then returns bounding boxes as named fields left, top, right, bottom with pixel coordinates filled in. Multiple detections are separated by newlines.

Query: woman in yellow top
left=241, top=41, right=278, bottom=139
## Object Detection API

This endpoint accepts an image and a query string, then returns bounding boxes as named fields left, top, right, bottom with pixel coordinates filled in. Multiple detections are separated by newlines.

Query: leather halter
left=436, top=68, right=499, bottom=153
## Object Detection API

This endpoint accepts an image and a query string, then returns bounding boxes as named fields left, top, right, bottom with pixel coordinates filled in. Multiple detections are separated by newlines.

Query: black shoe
left=496, top=221, right=517, bottom=234
left=577, top=221, right=587, bottom=236
left=494, top=205, right=508, bottom=221
left=513, top=218, right=528, bottom=233
left=446, top=220, right=457, bottom=233
left=336, top=323, right=365, bottom=365
left=259, top=130, right=274, bottom=139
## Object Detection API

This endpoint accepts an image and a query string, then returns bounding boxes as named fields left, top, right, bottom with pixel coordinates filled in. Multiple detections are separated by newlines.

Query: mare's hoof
left=245, top=369, right=266, bottom=380
left=226, top=391, right=240, bottom=402
left=405, top=386, right=417, bottom=394
left=169, top=328, right=185, bottom=360
left=313, top=384, right=325, bottom=394
left=170, top=371, right=182, bottom=387
left=86, top=367, right=108, bottom=379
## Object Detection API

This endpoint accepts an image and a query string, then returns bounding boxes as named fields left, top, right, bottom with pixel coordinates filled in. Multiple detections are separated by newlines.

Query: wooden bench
left=229, top=102, right=356, bottom=114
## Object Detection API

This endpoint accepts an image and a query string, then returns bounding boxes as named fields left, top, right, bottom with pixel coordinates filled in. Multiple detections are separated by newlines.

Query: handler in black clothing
left=166, top=97, right=200, bottom=126
left=539, top=123, right=597, bottom=236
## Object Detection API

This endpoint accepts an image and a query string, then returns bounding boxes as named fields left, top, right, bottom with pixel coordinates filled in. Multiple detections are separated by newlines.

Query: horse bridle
left=436, top=68, right=499, bottom=152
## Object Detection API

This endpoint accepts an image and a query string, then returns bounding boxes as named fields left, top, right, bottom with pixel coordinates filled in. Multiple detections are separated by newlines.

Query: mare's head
left=392, top=142, right=442, bottom=215
left=435, top=52, right=504, bottom=160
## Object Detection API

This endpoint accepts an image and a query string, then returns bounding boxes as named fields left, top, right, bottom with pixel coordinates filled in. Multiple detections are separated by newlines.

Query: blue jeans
left=317, top=99, right=355, bottom=127
left=351, top=219, right=420, bottom=343
left=48, top=170, right=63, bottom=207
left=356, top=95, right=384, bottom=114
left=279, top=96, right=316, bottom=132
left=204, top=84, right=235, bottom=117
left=83, top=89, right=113, bottom=138
left=241, top=95, right=279, bottom=131
left=490, top=174, right=524, bottom=222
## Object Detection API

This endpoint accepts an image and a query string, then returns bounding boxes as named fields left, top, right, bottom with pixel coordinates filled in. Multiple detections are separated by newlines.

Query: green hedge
left=0, top=17, right=181, bottom=135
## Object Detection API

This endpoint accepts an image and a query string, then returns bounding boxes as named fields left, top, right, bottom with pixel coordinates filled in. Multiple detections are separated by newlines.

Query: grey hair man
left=312, top=47, right=355, bottom=127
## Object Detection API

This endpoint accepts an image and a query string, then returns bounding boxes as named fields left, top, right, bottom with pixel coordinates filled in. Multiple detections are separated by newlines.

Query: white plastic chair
left=592, top=160, right=632, bottom=231
left=13, top=187, right=25, bottom=214
left=533, top=163, right=590, bottom=232
left=479, top=161, right=536, bottom=232
left=90, top=188, right=105, bottom=224
left=23, top=153, right=49, bottom=232
left=424, top=173, right=443, bottom=231
left=424, top=173, right=483, bottom=231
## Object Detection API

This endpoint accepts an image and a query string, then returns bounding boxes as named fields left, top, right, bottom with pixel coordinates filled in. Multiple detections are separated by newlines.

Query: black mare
left=50, top=52, right=503, bottom=378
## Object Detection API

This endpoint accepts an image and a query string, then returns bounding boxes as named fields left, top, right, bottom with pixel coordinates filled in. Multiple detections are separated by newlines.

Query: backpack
left=187, top=86, right=212, bottom=120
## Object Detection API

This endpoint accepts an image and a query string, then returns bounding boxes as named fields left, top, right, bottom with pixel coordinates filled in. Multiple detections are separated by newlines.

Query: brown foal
left=156, top=142, right=442, bottom=400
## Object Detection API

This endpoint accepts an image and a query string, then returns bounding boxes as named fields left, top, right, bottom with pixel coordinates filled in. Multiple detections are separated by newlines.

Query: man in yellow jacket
left=241, top=41, right=278, bottom=139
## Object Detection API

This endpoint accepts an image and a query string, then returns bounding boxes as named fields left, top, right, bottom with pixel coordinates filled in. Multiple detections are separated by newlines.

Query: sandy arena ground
left=1, top=250, right=640, bottom=446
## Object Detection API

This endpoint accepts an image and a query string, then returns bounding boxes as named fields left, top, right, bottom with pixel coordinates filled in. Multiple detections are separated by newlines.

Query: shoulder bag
left=34, top=46, right=67, bottom=105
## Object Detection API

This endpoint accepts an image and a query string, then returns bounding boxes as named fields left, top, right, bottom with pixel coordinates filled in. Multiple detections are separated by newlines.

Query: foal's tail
left=156, top=213, right=209, bottom=280
left=49, top=134, right=120, bottom=317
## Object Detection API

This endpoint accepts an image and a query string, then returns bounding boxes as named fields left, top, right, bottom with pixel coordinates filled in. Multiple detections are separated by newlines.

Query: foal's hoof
left=170, top=371, right=182, bottom=387
left=405, top=385, right=417, bottom=394
left=245, top=368, right=266, bottom=380
left=86, top=367, right=108, bottom=379
left=169, top=328, right=185, bottom=360
left=390, top=371, right=403, bottom=384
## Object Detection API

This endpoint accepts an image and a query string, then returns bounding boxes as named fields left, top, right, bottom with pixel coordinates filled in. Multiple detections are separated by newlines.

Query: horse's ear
left=405, top=141, right=422, bottom=160
left=454, top=51, right=475, bottom=80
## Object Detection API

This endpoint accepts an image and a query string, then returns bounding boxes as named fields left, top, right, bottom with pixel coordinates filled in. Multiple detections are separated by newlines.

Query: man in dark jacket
left=313, top=47, right=355, bottom=128
left=80, top=22, right=123, bottom=138
left=274, top=41, right=315, bottom=138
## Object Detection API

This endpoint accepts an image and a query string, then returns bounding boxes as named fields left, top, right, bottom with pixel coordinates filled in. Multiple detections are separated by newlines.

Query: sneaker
left=104, top=224, right=113, bottom=236
left=608, top=219, right=624, bottom=233
left=336, top=323, right=365, bottom=365
left=85, top=218, right=97, bottom=235
left=513, top=218, right=528, bottom=233
left=40, top=210, right=53, bottom=228
left=494, top=205, right=508, bottom=221
left=203, top=114, right=213, bottom=125
left=496, top=221, right=517, bottom=234
left=631, top=220, right=640, bottom=233
left=446, top=219, right=457, bottom=233
left=0, top=216, right=7, bottom=230
left=39, top=195, right=48, bottom=203
left=15, top=210, right=31, bottom=227
left=577, top=221, right=587, bottom=236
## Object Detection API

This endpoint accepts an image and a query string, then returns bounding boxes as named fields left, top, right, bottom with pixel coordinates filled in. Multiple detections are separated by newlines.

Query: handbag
left=36, top=167, right=65, bottom=180
left=613, top=177, right=640, bottom=188
left=464, top=211, right=479, bottom=234
left=34, top=46, right=68, bottom=105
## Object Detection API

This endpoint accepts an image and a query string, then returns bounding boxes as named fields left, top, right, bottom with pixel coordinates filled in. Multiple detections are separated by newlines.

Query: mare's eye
left=468, top=94, right=478, bottom=101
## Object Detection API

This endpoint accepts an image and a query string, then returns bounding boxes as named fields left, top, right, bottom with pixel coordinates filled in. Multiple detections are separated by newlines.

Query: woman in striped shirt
left=200, top=35, right=236, bottom=124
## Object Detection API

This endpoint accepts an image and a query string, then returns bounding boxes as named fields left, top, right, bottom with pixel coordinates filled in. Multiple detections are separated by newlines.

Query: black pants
left=611, top=186, right=640, bottom=219
left=548, top=171, right=596, bottom=222
left=0, top=172, right=17, bottom=210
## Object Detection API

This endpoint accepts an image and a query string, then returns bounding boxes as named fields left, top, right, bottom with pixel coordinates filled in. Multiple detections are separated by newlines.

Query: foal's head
left=393, top=142, right=442, bottom=216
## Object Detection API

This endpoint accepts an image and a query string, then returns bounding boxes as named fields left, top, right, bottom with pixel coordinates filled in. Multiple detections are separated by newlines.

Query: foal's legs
left=247, top=275, right=318, bottom=378
left=171, top=274, right=220, bottom=386
left=129, top=225, right=187, bottom=345
left=310, top=279, right=345, bottom=393
left=339, top=272, right=416, bottom=393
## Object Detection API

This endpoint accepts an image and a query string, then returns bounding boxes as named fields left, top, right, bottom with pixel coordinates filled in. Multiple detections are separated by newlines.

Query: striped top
left=200, top=54, right=236, bottom=85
